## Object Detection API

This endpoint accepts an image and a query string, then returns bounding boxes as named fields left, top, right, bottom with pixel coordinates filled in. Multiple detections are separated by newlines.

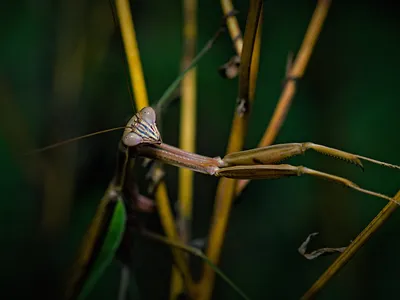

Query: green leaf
left=77, top=196, right=127, bottom=300
left=63, top=187, right=127, bottom=300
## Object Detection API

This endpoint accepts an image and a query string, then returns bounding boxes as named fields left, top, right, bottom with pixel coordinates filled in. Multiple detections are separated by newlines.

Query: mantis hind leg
left=216, top=164, right=398, bottom=205
left=222, top=142, right=400, bottom=171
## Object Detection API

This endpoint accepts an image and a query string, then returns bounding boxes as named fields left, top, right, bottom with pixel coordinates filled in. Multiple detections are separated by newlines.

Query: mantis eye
left=140, top=107, right=157, bottom=124
left=123, top=132, right=142, bottom=147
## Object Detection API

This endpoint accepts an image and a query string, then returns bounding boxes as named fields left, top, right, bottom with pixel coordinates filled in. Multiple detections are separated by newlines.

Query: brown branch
left=195, top=1, right=263, bottom=299
left=236, top=0, right=332, bottom=195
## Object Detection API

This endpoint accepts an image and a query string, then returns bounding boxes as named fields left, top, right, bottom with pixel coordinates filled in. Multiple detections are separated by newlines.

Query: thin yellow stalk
left=179, top=0, right=197, bottom=247
left=220, top=0, right=243, bottom=55
left=115, top=0, right=148, bottom=110
left=157, top=183, right=192, bottom=285
left=236, top=0, right=331, bottom=195
left=169, top=270, right=184, bottom=300
left=63, top=183, right=118, bottom=300
left=196, top=1, right=263, bottom=299
left=115, top=0, right=192, bottom=290
left=171, top=0, right=198, bottom=298
left=302, top=190, right=400, bottom=299
left=249, top=11, right=262, bottom=102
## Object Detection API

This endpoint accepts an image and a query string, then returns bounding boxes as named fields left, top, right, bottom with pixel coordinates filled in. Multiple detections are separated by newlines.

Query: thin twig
left=301, top=190, right=400, bottom=299
left=156, top=25, right=224, bottom=112
left=197, top=1, right=263, bottom=299
left=118, top=265, right=130, bottom=300
left=141, top=230, right=250, bottom=300
left=236, top=0, right=332, bottom=195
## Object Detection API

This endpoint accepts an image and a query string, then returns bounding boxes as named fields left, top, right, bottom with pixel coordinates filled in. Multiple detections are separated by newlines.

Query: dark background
left=1, top=0, right=400, bottom=299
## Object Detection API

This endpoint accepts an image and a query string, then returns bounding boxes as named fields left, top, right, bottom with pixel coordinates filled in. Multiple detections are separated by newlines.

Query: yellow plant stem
left=63, top=183, right=118, bottom=300
left=196, top=1, right=263, bottom=299
left=249, top=11, right=262, bottom=102
left=236, top=0, right=332, bottom=195
left=179, top=0, right=197, bottom=246
left=115, top=0, right=148, bottom=110
left=302, top=190, right=400, bottom=299
left=171, top=0, right=198, bottom=298
left=115, top=0, right=192, bottom=292
left=220, top=0, right=243, bottom=55
left=157, top=183, right=193, bottom=289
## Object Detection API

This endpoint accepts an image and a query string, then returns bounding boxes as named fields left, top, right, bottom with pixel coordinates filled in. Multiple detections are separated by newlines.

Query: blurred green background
left=1, top=0, right=400, bottom=299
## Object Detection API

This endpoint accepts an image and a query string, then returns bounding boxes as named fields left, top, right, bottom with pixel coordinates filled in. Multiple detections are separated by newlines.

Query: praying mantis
left=18, top=0, right=400, bottom=299
left=124, top=107, right=399, bottom=204
left=61, top=104, right=400, bottom=300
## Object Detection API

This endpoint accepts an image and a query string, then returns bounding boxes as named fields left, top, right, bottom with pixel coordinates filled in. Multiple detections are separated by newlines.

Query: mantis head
left=122, top=106, right=162, bottom=147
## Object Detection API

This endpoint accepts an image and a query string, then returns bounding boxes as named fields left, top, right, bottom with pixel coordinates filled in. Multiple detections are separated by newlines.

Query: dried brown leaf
left=298, top=232, right=347, bottom=260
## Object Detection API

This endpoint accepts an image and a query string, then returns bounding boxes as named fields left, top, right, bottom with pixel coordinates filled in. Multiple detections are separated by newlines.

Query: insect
left=17, top=0, right=400, bottom=299
left=36, top=102, right=399, bottom=299
left=124, top=107, right=399, bottom=204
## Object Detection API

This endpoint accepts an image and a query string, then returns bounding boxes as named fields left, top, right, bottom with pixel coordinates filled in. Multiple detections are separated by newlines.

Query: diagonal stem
left=301, top=189, right=400, bottom=299
left=220, top=0, right=243, bottom=55
left=141, top=230, right=250, bottom=300
left=115, top=0, right=148, bottom=110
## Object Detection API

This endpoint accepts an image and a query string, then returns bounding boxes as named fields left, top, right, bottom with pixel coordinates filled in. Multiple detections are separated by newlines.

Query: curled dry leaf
left=298, top=232, right=348, bottom=260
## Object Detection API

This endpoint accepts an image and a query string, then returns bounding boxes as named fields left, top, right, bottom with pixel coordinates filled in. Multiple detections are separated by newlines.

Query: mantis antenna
left=24, top=126, right=127, bottom=155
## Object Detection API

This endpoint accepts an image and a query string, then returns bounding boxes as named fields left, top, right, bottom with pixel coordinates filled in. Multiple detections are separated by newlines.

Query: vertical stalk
left=196, top=1, right=263, bottom=299
left=236, top=0, right=332, bottom=195
left=178, top=0, right=197, bottom=249
left=171, top=0, right=198, bottom=298
left=220, top=0, right=243, bottom=55
left=115, top=0, right=148, bottom=110
left=115, top=0, right=193, bottom=292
